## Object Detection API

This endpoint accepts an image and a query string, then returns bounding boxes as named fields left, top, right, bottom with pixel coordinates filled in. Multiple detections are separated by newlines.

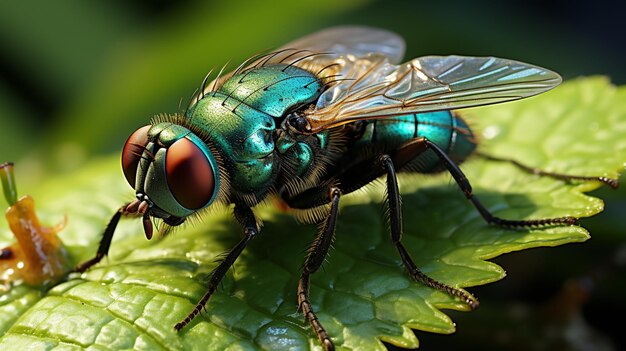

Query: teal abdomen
left=356, top=111, right=476, bottom=172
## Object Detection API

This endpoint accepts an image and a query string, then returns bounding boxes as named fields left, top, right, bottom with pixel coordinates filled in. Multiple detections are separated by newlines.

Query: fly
left=73, top=26, right=618, bottom=350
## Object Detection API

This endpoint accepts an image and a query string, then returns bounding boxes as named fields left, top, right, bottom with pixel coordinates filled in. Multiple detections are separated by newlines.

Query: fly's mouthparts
left=123, top=199, right=141, bottom=214
left=143, top=211, right=154, bottom=240
left=123, top=195, right=155, bottom=240
left=136, top=194, right=154, bottom=239
left=138, top=200, right=149, bottom=215
left=123, top=195, right=153, bottom=216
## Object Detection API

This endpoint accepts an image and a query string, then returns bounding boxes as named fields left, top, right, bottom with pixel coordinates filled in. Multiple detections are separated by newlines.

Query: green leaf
left=1, top=77, right=625, bottom=350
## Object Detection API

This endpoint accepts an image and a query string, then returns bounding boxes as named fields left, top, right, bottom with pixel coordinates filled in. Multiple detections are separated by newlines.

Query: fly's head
left=120, top=122, right=221, bottom=239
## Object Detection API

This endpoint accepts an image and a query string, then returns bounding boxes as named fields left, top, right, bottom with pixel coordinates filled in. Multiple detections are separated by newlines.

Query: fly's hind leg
left=477, top=152, right=619, bottom=189
left=422, top=138, right=601, bottom=227
left=381, top=151, right=479, bottom=309
left=379, top=136, right=609, bottom=310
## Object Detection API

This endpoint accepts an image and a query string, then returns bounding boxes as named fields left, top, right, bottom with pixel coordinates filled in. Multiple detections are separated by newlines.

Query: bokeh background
left=1, top=0, right=625, bottom=350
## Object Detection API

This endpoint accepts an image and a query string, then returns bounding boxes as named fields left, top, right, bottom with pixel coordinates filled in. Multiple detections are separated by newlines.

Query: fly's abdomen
left=355, top=111, right=476, bottom=172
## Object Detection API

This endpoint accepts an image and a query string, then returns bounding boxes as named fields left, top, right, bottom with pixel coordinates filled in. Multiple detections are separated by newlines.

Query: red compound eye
left=121, top=125, right=151, bottom=188
left=165, top=138, right=215, bottom=209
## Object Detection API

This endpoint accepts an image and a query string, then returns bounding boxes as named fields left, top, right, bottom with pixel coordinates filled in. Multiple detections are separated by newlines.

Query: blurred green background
left=0, top=0, right=624, bottom=350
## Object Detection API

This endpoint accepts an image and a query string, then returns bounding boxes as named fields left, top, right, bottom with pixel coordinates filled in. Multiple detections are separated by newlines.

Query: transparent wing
left=278, top=26, right=406, bottom=64
left=303, top=55, right=562, bottom=132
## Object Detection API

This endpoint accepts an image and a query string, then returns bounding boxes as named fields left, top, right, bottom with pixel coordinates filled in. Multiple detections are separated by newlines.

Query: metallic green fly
left=74, top=27, right=617, bottom=350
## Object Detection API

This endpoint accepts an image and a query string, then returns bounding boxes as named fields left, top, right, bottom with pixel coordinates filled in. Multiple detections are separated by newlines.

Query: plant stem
left=0, top=162, right=17, bottom=206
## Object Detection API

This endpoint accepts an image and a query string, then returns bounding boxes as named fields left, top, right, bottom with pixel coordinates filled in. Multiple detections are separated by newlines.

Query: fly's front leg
left=175, top=205, right=259, bottom=331
left=73, top=206, right=125, bottom=273
left=381, top=153, right=479, bottom=309
left=298, top=187, right=341, bottom=351
left=73, top=198, right=154, bottom=273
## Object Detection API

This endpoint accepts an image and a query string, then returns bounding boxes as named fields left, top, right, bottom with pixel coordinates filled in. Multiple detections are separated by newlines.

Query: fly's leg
left=73, top=199, right=154, bottom=273
left=381, top=153, right=479, bottom=309
left=73, top=207, right=124, bottom=272
left=298, top=187, right=340, bottom=351
left=423, top=139, right=579, bottom=227
left=175, top=205, right=258, bottom=331
left=284, top=150, right=402, bottom=349
left=477, top=152, right=619, bottom=189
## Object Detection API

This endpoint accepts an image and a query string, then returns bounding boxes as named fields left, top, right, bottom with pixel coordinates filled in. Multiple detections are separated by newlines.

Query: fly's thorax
left=186, top=94, right=278, bottom=200
left=183, top=64, right=324, bottom=203
left=121, top=122, right=220, bottom=220
left=275, top=129, right=329, bottom=177
left=217, top=64, right=322, bottom=118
